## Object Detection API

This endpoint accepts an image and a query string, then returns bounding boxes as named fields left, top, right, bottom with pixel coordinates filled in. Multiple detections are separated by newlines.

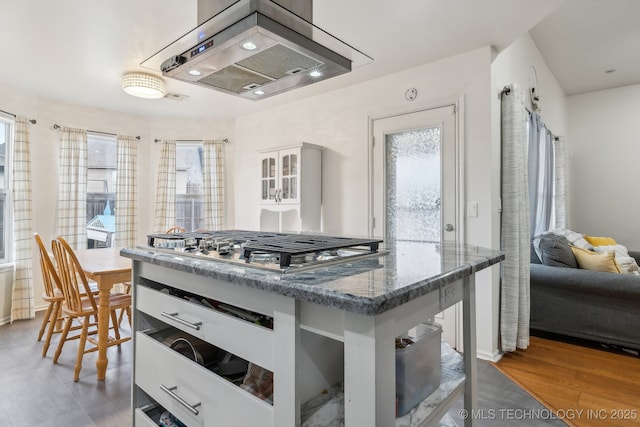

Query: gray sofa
left=530, top=246, right=640, bottom=350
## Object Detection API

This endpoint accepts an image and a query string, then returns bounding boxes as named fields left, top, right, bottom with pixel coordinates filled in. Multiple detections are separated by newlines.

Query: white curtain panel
left=115, top=135, right=138, bottom=247
left=56, top=127, right=87, bottom=250
left=10, top=117, right=35, bottom=322
left=500, top=84, right=531, bottom=351
left=203, top=140, right=225, bottom=231
left=528, top=113, right=555, bottom=237
left=154, top=140, right=176, bottom=233
left=553, top=137, right=568, bottom=229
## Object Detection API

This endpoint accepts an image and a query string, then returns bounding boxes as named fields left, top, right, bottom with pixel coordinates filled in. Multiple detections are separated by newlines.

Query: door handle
left=444, top=224, right=454, bottom=232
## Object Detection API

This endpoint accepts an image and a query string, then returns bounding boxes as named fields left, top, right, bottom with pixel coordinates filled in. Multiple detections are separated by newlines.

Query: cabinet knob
left=444, top=224, right=454, bottom=232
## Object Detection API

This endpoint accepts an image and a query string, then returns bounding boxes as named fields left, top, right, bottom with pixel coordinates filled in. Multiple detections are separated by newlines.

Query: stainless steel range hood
left=141, top=0, right=372, bottom=101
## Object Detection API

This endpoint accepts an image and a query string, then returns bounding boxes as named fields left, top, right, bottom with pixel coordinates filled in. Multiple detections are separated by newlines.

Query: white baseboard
left=0, top=304, right=48, bottom=327
left=477, top=349, right=503, bottom=363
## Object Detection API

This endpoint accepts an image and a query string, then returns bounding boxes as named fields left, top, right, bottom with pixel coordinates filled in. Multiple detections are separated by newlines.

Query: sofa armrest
left=530, top=263, right=640, bottom=298
left=628, top=250, right=640, bottom=264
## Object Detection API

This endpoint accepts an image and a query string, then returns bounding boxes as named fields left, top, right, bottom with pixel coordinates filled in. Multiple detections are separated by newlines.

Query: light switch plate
left=467, top=202, right=478, bottom=217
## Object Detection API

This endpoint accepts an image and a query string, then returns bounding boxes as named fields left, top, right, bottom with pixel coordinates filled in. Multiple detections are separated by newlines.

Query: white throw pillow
left=593, top=244, right=640, bottom=274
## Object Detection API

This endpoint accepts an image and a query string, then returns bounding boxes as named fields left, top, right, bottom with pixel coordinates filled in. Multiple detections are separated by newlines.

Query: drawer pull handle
left=161, top=312, right=202, bottom=330
left=161, top=384, right=202, bottom=416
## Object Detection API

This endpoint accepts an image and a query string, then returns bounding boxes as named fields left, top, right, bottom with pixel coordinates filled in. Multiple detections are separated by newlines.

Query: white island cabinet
left=259, top=142, right=323, bottom=232
left=122, top=240, right=503, bottom=427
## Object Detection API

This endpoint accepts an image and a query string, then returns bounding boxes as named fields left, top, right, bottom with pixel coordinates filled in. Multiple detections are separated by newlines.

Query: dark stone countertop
left=121, top=240, right=503, bottom=316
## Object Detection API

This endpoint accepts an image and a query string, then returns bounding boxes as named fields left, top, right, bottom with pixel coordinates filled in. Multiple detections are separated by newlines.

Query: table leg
left=344, top=312, right=395, bottom=426
left=462, top=274, right=477, bottom=427
left=97, top=280, right=110, bottom=380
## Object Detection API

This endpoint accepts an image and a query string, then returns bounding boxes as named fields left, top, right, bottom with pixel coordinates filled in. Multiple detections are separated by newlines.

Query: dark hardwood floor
left=0, top=312, right=132, bottom=427
left=0, top=313, right=564, bottom=427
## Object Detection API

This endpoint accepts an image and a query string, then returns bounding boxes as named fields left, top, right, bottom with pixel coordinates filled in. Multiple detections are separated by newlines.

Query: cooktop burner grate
left=147, top=230, right=383, bottom=269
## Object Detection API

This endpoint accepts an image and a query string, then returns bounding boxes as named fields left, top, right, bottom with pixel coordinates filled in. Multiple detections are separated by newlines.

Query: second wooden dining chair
left=34, top=233, right=102, bottom=358
left=34, top=233, right=66, bottom=358
left=165, top=225, right=186, bottom=234
left=51, top=236, right=132, bottom=381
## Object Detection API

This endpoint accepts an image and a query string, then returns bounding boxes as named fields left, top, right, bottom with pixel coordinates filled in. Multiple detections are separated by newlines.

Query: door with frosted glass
left=372, top=106, right=457, bottom=243
left=372, top=105, right=459, bottom=345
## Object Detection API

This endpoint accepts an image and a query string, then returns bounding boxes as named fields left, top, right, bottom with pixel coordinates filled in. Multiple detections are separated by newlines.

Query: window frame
left=86, top=132, right=117, bottom=249
left=0, top=115, right=13, bottom=263
left=175, top=142, right=205, bottom=232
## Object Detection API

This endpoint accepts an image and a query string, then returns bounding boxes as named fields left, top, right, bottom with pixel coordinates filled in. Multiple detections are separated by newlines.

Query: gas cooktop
left=145, top=230, right=386, bottom=273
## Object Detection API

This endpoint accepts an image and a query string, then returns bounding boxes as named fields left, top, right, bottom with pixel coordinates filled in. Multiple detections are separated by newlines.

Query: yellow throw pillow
left=583, top=234, right=617, bottom=246
left=571, top=246, right=620, bottom=273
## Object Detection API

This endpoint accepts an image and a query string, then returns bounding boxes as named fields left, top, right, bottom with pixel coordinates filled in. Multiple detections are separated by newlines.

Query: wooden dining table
left=73, top=247, right=132, bottom=380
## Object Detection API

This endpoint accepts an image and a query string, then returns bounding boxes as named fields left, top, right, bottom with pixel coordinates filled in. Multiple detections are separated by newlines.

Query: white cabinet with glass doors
left=258, top=143, right=322, bottom=232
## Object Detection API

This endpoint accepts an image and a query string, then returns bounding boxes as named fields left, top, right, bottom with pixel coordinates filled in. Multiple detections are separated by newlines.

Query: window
left=0, top=116, right=12, bottom=262
left=176, top=144, right=204, bottom=231
left=86, top=133, right=117, bottom=248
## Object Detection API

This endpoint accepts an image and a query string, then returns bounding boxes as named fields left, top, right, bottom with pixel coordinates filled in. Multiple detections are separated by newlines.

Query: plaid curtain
left=115, top=135, right=138, bottom=247
left=154, top=140, right=176, bottom=233
left=500, top=84, right=531, bottom=352
left=553, top=137, right=567, bottom=229
left=202, top=140, right=225, bottom=230
left=10, top=117, right=35, bottom=322
left=56, top=127, right=88, bottom=249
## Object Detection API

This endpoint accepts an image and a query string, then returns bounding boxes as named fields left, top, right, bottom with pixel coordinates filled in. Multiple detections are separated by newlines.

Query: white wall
left=567, top=84, right=640, bottom=250
left=233, top=46, right=503, bottom=359
left=0, top=83, right=233, bottom=322
left=492, top=33, right=568, bottom=137
left=2, top=45, right=509, bottom=359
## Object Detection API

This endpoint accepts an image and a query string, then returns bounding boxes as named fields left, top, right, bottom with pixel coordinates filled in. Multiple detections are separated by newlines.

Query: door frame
left=367, top=95, right=465, bottom=244
left=366, top=95, right=466, bottom=348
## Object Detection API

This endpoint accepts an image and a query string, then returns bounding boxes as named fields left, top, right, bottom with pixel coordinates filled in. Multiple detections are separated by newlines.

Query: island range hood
left=142, top=0, right=371, bottom=101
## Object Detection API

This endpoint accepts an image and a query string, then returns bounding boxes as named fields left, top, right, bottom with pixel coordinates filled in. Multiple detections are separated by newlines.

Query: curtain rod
left=0, top=108, right=36, bottom=124
left=501, top=86, right=560, bottom=141
left=524, top=110, right=560, bottom=141
left=53, top=124, right=140, bottom=140
left=154, top=138, right=229, bottom=143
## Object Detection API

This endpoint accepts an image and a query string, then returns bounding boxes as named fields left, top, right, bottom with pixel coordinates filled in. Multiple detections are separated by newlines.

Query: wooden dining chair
left=34, top=233, right=102, bottom=358
left=165, top=225, right=186, bottom=234
left=34, top=233, right=66, bottom=357
left=51, top=236, right=132, bottom=381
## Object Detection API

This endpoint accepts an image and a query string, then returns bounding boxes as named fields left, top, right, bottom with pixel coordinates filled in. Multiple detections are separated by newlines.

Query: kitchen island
left=122, top=239, right=503, bottom=427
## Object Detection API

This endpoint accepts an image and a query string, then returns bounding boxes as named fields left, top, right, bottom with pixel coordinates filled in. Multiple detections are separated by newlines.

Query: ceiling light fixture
left=188, top=69, right=202, bottom=76
left=122, top=72, right=166, bottom=99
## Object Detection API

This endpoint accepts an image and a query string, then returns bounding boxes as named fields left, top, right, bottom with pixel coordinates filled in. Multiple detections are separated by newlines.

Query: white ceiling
left=529, top=0, right=640, bottom=96
left=4, top=0, right=631, bottom=120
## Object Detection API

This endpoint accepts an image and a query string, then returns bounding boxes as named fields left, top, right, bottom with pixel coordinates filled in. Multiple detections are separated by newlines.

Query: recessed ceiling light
left=309, top=70, right=322, bottom=78
left=254, top=90, right=265, bottom=96
left=241, top=41, right=257, bottom=50
left=188, top=69, right=202, bottom=76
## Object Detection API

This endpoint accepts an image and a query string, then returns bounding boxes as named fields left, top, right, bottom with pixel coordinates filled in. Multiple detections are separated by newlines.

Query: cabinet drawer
left=135, top=332, right=274, bottom=427
left=134, top=408, right=158, bottom=427
left=136, top=284, right=274, bottom=370
left=134, top=403, right=188, bottom=427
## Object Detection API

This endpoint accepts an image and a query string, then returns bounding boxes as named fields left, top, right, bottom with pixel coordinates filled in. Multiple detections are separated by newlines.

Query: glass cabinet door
left=279, top=150, right=299, bottom=203
left=260, top=155, right=277, bottom=202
